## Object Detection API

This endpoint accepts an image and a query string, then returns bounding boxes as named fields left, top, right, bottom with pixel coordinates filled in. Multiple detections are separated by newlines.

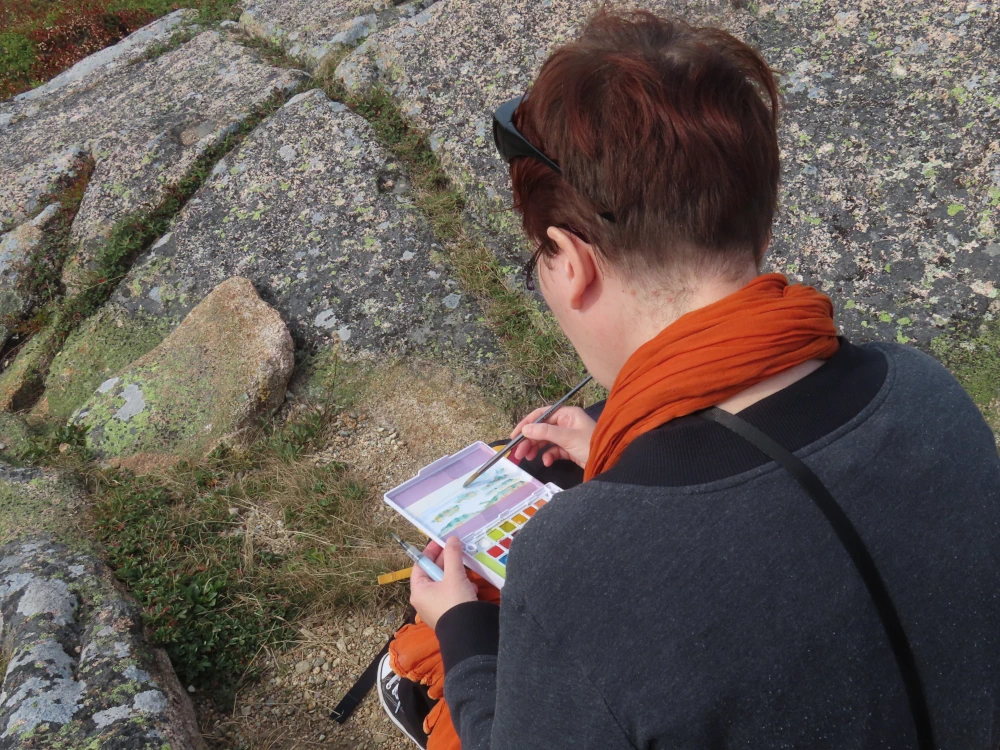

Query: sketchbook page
left=403, top=461, right=535, bottom=539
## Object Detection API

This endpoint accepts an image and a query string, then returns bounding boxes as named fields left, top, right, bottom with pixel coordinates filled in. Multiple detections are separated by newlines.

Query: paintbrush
left=462, top=374, right=593, bottom=488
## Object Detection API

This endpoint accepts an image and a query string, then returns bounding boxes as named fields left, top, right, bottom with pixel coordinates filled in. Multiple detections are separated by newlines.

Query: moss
left=38, top=306, right=174, bottom=420
left=0, top=482, right=53, bottom=545
left=0, top=413, right=33, bottom=462
left=932, top=317, right=1000, bottom=432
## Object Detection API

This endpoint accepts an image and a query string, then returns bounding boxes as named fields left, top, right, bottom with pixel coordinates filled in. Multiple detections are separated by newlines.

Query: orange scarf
left=584, top=273, right=840, bottom=481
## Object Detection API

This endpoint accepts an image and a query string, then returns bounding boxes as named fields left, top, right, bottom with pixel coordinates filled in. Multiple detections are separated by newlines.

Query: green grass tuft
left=932, top=319, right=1000, bottom=432
left=87, top=366, right=400, bottom=705
left=0, top=32, right=35, bottom=78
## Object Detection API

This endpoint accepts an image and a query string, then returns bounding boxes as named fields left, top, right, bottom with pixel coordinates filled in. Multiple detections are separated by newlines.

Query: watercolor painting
left=405, top=463, right=529, bottom=536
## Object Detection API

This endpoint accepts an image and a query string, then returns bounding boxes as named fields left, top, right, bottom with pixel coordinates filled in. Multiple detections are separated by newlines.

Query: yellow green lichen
left=39, top=307, right=175, bottom=420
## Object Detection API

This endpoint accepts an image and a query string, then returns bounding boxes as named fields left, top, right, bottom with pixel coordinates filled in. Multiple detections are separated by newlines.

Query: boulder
left=0, top=327, right=61, bottom=414
left=0, top=19, right=307, bottom=292
left=72, top=277, right=293, bottom=472
left=104, top=88, right=494, bottom=357
left=338, top=0, right=1000, bottom=344
left=240, top=0, right=436, bottom=70
left=0, top=538, right=206, bottom=749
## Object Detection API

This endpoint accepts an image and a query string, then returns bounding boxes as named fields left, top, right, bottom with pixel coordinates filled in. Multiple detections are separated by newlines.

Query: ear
left=545, top=227, right=598, bottom=310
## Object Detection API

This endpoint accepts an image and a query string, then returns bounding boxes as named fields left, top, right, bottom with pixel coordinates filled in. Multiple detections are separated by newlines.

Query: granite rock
left=0, top=538, right=206, bottom=749
left=72, top=277, right=294, bottom=471
left=0, top=327, right=61, bottom=413
left=34, top=305, right=174, bottom=421
left=9, top=10, right=195, bottom=105
left=339, top=0, right=1000, bottom=344
left=107, top=88, right=493, bottom=357
left=0, top=21, right=307, bottom=293
left=0, top=205, right=63, bottom=349
left=240, top=0, right=436, bottom=70
left=753, top=0, right=1000, bottom=344
left=0, top=466, right=85, bottom=548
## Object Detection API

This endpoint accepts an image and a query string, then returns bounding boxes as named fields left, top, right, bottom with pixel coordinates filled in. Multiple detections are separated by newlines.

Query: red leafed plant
left=1, top=0, right=166, bottom=100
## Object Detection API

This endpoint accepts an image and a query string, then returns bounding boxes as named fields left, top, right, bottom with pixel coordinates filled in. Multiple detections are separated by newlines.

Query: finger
left=542, top=446, right=569, bottom=466
left=421, top=541, right=444, bottom=564
left=511, top=438, right=534, bottom=462
left=410, top=561, right=430, bottom=586
left=549, top=406, right=595, bottom=429
left=511, top=407, right=550, bottom=439
left=442, top=536, right=466, bottom=579
left=521, top=422, right=584, bottom=452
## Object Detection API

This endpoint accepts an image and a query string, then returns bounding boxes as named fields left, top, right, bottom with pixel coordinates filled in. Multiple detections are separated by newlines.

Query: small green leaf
left=879, top=312, right=893, bottom=323
left=844, top=300, right=857, bottom=310
left=897, top=317, right=912, bottom=326
left=947, top=203, right=965, bottom=216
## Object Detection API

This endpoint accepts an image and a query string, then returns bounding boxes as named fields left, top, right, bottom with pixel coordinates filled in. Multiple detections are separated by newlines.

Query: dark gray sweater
left=437, top=343, right=1000, bottom=749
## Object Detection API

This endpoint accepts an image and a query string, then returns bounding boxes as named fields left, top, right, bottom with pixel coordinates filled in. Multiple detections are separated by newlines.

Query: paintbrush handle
left=463, top=375, right=593, bottom=487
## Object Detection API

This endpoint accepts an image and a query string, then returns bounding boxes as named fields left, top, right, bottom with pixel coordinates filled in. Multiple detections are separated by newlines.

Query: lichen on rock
left=0, top=538, right=206, bottom=749
left=239, top=0, right=436, bottom=70
left=0, top=416, right=31, bottom=464
left=0, top=204, right=64, bottom=349
left=109, top=87, right=494, bottom=359
left=34, top=304, right=175, bottom=421
left=339, top=0, right=1000, bottom=345
left=72, top=277, right=294, bottom=471
left=0, top=18, right=307, bottom=294
left=0, top=327, right=61, bottom=414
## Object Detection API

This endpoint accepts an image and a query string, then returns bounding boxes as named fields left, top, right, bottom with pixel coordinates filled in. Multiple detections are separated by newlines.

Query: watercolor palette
left=384, top=441, right=561, bottom=588
left=464, top=496, right=549, bottom=580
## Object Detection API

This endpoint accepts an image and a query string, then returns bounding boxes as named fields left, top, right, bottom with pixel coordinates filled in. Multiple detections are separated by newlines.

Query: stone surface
left=34, top=305, right=174, bottom=421
left=72, top=277, right=294, bottom=470
left=10, top=10, right=195, bottom=105
left=107, top=88, right=493, bottom=357
left=0, top=205, right=63, bottom=349
left=0, top=21, right=307, bottom=291
left=339, top=0, right=1000, bottom=344
left=0, top=327, right=60, bottom=413
left=240, top=0, right=435, bottom=70
left=0, top=538, right=206, bottom=749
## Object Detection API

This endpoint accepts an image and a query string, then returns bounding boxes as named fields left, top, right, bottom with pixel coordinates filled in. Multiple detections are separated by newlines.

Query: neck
left=603, top=268, right=824, bottom=411
left=611, top=267, right=759, bottom=373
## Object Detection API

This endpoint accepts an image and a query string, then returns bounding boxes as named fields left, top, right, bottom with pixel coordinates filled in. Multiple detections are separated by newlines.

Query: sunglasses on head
left=492, top=94, right=615, bottom=290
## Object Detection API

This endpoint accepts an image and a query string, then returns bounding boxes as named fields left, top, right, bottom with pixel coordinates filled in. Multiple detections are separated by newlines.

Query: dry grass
left=86, top=358, right=411, bottom=703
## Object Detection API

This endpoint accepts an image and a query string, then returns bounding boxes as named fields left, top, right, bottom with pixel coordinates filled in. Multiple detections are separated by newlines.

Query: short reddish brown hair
left=512, top=9, right=780, bottom=280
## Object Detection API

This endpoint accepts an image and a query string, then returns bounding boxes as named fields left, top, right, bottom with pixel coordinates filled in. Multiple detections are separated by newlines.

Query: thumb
left=443, top=536, right=466, bottom=578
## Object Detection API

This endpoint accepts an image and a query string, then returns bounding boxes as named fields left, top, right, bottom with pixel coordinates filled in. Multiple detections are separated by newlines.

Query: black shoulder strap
left=330, top=637, right=392, bottom=723
left=700, top=407, right=935, bottom=750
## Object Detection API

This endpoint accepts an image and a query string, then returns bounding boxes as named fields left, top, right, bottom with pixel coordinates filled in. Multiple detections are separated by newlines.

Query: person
left=380, top=8, right=1000, bottom=749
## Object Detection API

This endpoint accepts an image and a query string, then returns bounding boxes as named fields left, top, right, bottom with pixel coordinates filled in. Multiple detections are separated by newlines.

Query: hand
left=509, top=405, right=596, bottom=469
left=409, top=536, right=478, bottom=630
